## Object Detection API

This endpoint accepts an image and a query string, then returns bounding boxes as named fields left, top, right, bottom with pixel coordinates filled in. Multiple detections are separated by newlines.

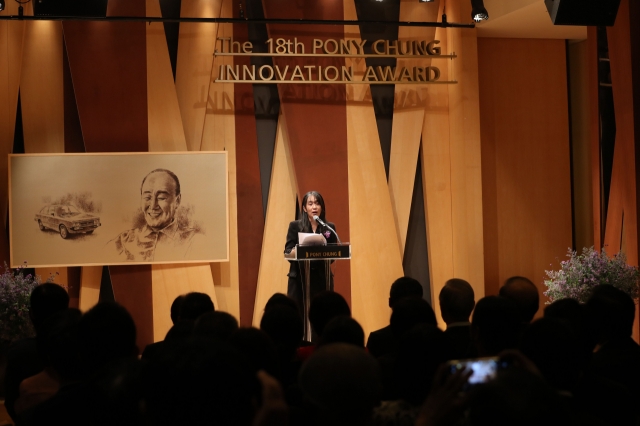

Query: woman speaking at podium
left=284, top=191, right=337, bottom=315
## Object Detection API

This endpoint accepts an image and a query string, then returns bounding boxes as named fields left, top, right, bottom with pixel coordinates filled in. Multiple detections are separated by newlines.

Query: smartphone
left=446, top=357, right=506, bottom=386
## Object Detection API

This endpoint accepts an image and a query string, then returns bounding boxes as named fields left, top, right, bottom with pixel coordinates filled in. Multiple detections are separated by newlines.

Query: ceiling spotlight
left=0, top=0, right=5, bottom=12
left=419, top=0, right=435, bottom=3
left=471, top=0, right=489, bottom=22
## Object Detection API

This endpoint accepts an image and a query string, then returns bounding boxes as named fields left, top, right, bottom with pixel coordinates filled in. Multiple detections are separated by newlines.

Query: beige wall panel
left=152, top=263, right=219, bottom=340
left=421, top=26, right=453, bottom=328
left=344, top=1, right=403, bottom=338
left=20, top=21, right=64, bottom=154
left=200, top=5, right=239, bottom=318
left=388, top=0, right=440, bottom=255
left=444, top=1, right=485, bottom=301
left=146, top=0, right=188, bottom=152
left=0, top=2, right=25, bottom=230
left=175, top=0, right=223, bottom=151
left=568, top=41, right=594, bottom=251
left=478, top=38, right=572, bottom=314
left=252, top=115, right=297, bottom=326
left=35, top=267, right=67, bottom=286
left=347, top=103, right=404, bottom=338
left=79, top=266, right=102, bottom=311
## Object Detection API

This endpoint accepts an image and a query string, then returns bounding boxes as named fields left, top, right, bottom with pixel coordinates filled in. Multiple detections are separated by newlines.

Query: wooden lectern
left=287, top=243, right=351, bottom=340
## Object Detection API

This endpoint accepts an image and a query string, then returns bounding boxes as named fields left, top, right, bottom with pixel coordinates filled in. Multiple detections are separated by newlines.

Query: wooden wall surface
left=478, top=38, right=573, bottom=311
left=6, top=0, right=630, bottom=343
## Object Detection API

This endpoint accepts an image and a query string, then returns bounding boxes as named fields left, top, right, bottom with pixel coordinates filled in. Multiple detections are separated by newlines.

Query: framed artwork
left=9, top=152, right=229, bottom=267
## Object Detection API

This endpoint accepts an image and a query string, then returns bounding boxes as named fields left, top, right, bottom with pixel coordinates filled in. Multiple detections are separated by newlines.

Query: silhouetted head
left=179, top=292, right=214, bottom=321
left=317, top=316, right=365, bottom=348
left=390, top=298, right=437, bottom=339
left=468, top=367, right=571, bottom=426
left=170, top=295, right=185, bottom=325
left=586, top=284, right=636, bottom=343
left=389, top=276, right=424, bottom=308
left=520, top=318, right=582, bottom=391
left=299, top=343, right=382, bottom=426
left=395, top=324, right=451, bottom=406
left=309, top=291, right=351, bottom=336
left=144, top=338, right=257, bottom=426
left=229, top=327, right=280, bottom=380
left=264, top=293, right=298, bottom=313
left=439, top=278, right=475, bottom=325
left=260, top=304, right=303, bottom=362
left=472, top=296, right=521, bottom=356
left=544, top=298, right=595, bottom=354
left=193, top=311, right=239, bottom=341
left=499, top=276, right=540, bottom=323
left=38, top=308, right=82, bottom=382
left=30, top=283, right=70, bottom=333
left=78, top=302, right=137, bottom=377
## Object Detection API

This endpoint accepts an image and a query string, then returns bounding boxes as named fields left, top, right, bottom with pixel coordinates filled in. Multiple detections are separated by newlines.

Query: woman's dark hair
left=299, top=191, right=326, bottom=232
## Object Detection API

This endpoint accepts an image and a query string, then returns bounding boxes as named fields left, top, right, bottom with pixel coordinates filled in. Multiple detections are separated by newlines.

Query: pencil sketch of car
left=34, top=204, right=101, bottom=239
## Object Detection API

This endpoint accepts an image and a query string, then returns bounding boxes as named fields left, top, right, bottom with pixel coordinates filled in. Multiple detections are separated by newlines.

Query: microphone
left=313, top=215, right=341, bottom=244
left=312, top=215, right=326, bottom=227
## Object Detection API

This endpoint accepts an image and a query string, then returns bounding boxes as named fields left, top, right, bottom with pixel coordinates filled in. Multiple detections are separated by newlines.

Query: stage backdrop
left=9, top=152, right=228, bottom=267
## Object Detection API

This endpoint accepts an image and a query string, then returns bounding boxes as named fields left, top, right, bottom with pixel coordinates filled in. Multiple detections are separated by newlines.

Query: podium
left=286, top=243, right=351, bottom=340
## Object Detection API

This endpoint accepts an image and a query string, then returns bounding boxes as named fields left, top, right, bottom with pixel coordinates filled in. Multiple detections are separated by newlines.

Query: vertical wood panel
left=146, top=0, right=188, bottom=152
left=176, top=0, right=222, bottom=151
left=147, top=0, right=220, bottom=340
left=0, top=1, right=25, bottom=265
left=478, top=38, right=572, bottom=313
left=421, top=24, right=454, bottom=327
left=253, top=114, right=297, bottom=326
left=200, top=13, right=241, bottom=319
left=388, top=0, right=439, bottom=255
left=604, top=0, right=638, bottom=267
left=79, top=266, right=102, bottom=311
left=233, top=6, right=264, bottom=326
left=587, top=27, right=602, bottom=250
left=445, top=0, right=485, bottom=304
left=64, top=4, right=153, bottom=349
left=344, top=0, right=403, bottom=337
left=20, top=21, right=64, bottom=154
left=151, top=264, right=219, bottom=340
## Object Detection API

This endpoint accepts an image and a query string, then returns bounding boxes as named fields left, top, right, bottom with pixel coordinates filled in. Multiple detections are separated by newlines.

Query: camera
left=446, top=357, right=508, bottom=387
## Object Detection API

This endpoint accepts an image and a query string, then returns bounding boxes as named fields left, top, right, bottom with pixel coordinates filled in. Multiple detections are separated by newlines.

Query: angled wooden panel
left=64, top=7, right=153, bottom=349
left=603, top=0, right=638, bottom=266
left=152, top=264, right=219, bottom=340
left=445, top=0, right=485, bottom=304
left=231, top=3, right=264, bottom=326
left=478, top=38, right=572, bottom=314
left=264, top=0, right=351, bottom=305
left=200, top=9, right=240, bottom=319
left=147, top=0, right=221, bottom=339
left=587, top=27, right=602, bottom=250
left=253, top=114, right=297, bottom=326
left=344, top=0, right=403, bottom=337
left=146, top=0, right=188, bottom=152
left=79, top=266, right=102, bottom=311
left=175, top=0, right=223, bottom=151
left=20, top=20, right=64, bottom=154
left=0, top=1, right=25, bottom=245
left=388, top=0, right=439, bottom=255
left=421, top=25, right=454, bottom=327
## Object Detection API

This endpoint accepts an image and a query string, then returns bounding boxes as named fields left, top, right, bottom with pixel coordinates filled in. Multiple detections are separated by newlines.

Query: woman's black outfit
left=284, top=219, right=337, bottom=313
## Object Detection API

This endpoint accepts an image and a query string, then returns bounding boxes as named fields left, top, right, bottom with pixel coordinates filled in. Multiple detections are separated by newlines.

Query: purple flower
left=324, top=231, right=331, bottom=239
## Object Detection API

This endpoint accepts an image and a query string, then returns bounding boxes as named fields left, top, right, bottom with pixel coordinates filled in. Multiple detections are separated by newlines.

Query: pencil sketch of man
left=109, top=169, right=203, bottom=262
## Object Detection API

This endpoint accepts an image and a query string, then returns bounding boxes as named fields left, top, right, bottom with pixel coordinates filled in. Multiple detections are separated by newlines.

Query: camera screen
left=449, top=358, right=499, bottom=385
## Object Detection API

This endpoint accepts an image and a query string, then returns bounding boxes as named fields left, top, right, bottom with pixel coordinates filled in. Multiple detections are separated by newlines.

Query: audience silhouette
left=4, top=276, right=640, bottom=426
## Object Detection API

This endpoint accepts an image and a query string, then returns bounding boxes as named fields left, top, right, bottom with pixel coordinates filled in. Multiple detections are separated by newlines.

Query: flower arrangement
left=0, top=263, right=53, bottom=343
left=544, top=247, right=640, bottom=304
